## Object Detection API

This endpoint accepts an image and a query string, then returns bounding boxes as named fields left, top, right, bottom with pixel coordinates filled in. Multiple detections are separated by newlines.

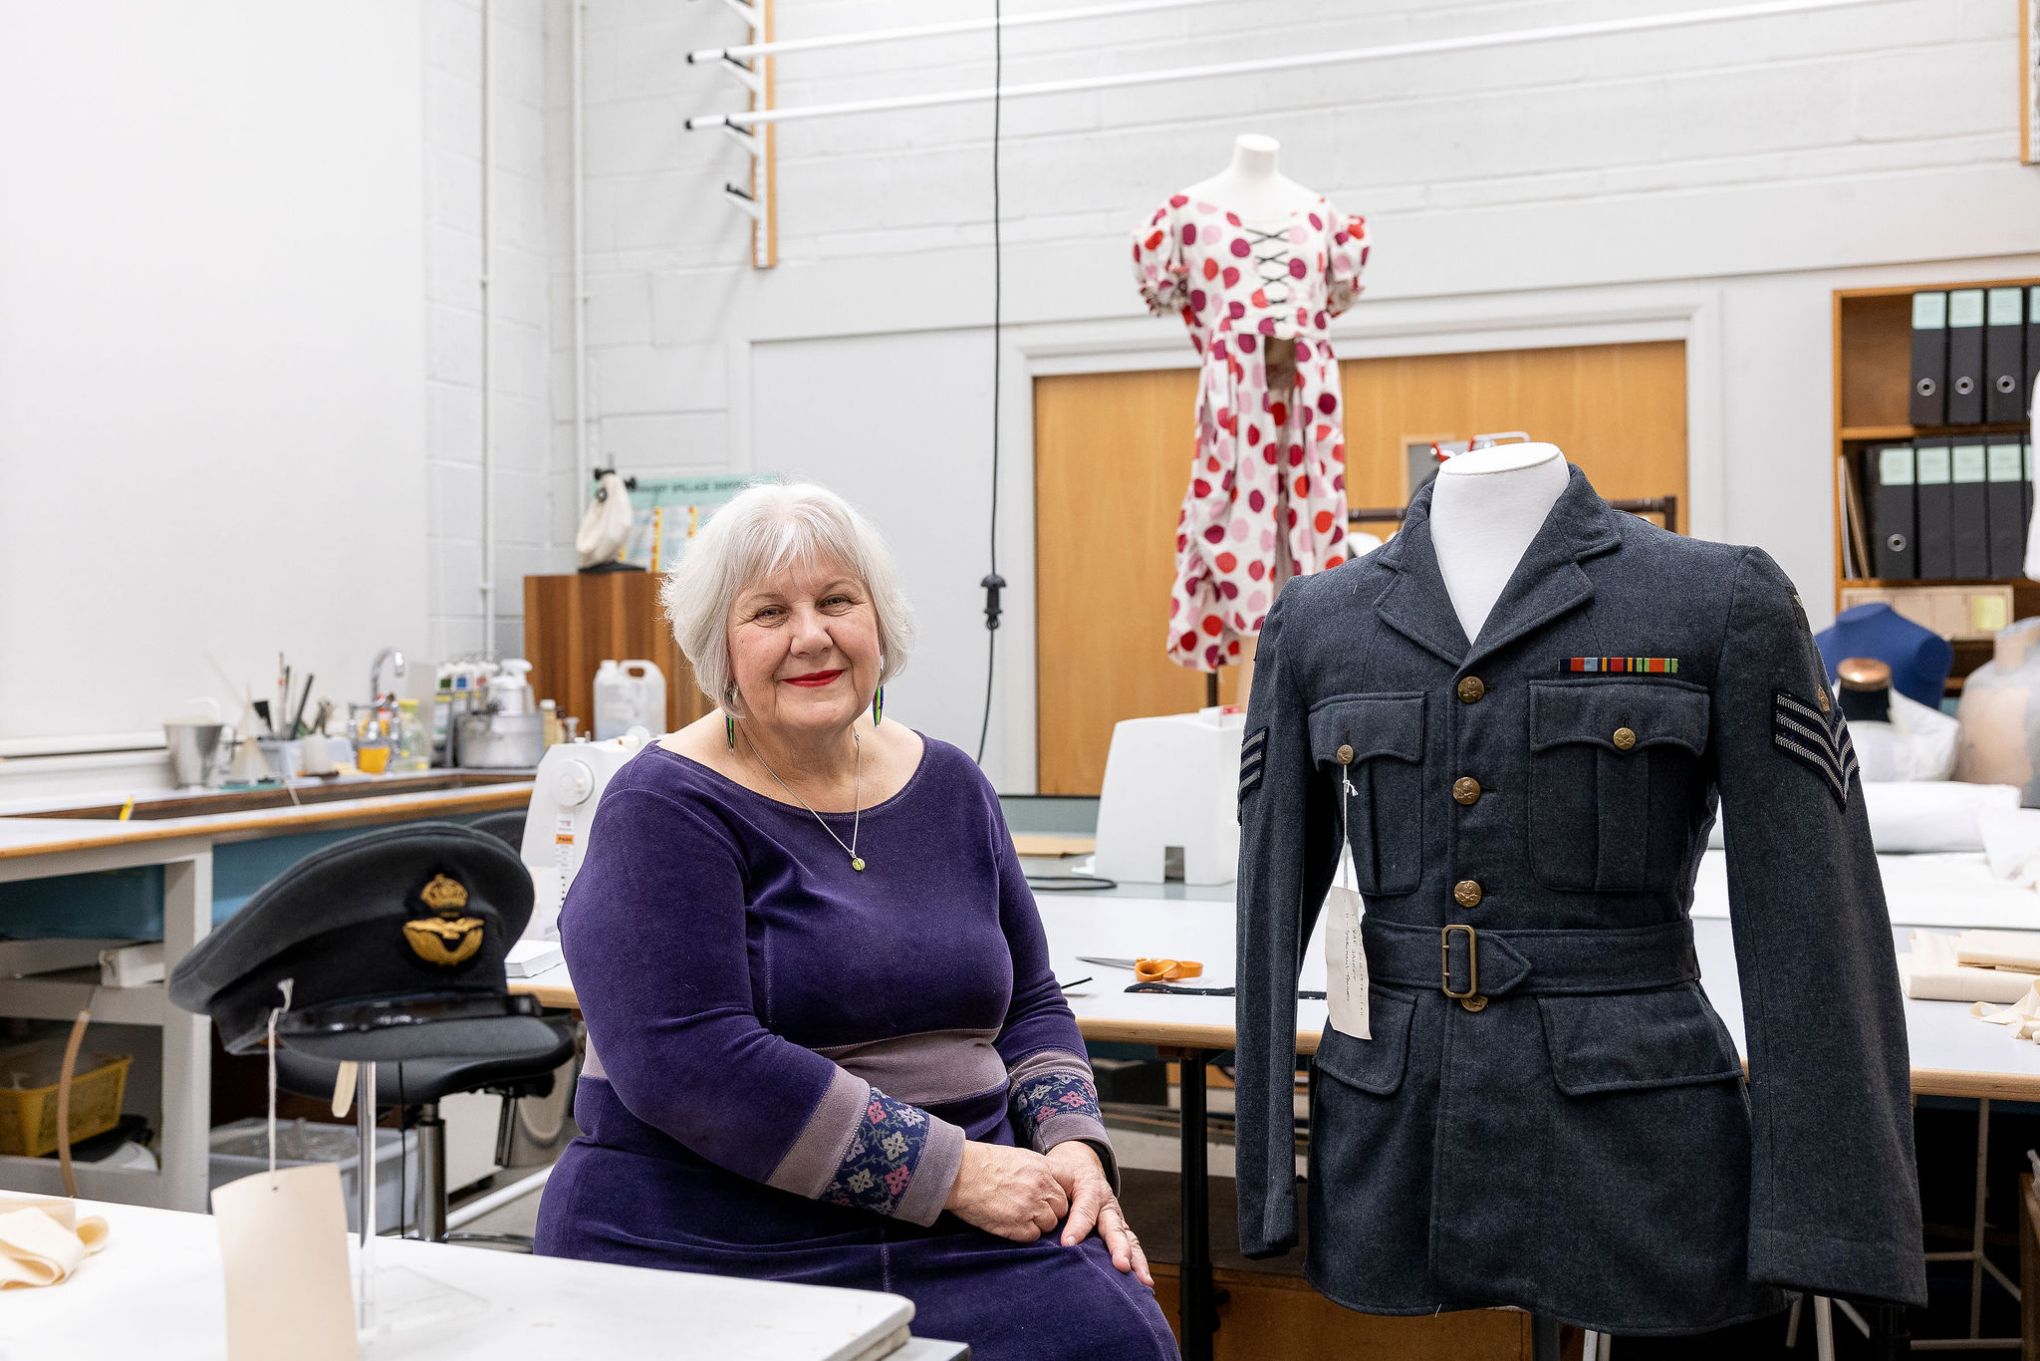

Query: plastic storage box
left=0, top=1047, right=132, bottom=1158
left=208, top=1118, right=421, bottom=1234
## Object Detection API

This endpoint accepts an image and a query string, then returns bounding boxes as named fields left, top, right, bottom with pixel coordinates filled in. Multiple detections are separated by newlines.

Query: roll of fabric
left=0, top=1194, right=108, bottom=1289
left=1955, top=928, right=2040, bottom=972
left=1899, top=931, right=2040, bottom=1004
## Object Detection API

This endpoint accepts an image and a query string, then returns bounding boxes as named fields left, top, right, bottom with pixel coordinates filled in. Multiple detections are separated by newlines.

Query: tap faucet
left=371, top=647, right=406, bottom=704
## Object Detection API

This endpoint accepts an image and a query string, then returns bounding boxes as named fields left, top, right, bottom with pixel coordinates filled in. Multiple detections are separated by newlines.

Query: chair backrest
left=469, top=810, right=530, bottom=855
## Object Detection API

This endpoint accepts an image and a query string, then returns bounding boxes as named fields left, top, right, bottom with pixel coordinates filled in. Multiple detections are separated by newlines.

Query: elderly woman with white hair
left=535, top=483, right=1175, bottom=1360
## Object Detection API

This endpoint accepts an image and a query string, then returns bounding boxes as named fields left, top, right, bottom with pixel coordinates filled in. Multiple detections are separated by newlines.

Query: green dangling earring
left=724, top=699, right=737, bottom=750
left=872, top=685, right=884, bottom=727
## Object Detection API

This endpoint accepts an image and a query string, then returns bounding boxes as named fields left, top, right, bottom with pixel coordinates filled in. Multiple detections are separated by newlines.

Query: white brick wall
left=475, top=0, right=2040, bottom=785
left=424, top=0, right=557, bottom=665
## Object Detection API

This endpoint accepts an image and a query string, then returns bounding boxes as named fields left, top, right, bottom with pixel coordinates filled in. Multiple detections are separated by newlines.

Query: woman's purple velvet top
left=557, top=734, right=1113, bottom=1229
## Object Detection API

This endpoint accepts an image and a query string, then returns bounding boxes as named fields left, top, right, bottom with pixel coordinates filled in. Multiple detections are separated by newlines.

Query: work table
left=0, top=771, right=534, bottom=861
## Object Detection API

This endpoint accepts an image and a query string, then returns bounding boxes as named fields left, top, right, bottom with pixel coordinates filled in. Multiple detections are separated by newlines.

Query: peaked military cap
left=169, top=821, right=556, bottom=1061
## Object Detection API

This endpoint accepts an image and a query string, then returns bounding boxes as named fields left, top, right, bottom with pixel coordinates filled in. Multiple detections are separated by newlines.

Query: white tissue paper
left=1980, top=807, right=2040, bottom=887
left=1708, top=780, right=2019, bottom=854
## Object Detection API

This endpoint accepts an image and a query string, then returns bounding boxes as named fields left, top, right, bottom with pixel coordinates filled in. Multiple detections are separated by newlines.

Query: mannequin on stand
left=1183, top=135, right=1325, bottom=702
left=1133, top=135, right=1372, bottom=699
left=1430, top=442, right=1571, bottom=641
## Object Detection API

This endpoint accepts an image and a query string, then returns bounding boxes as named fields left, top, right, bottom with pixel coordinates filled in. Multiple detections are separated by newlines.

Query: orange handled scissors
left=1077, top=955, right=1205, bottom=983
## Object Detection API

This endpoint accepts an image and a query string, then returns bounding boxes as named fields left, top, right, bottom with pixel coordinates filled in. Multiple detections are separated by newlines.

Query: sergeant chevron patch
left=1239, top=726, right=1267, bottom=798
left=1772, top=690, right=1858, bottom=810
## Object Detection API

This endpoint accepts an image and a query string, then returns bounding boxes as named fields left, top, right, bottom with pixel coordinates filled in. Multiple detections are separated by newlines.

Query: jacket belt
left=1363, top=918, right=1701, bottom=1001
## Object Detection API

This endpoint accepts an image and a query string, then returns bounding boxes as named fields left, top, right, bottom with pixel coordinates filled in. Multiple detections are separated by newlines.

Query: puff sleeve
left=1131, top=198, right=1188, bottom=317
left=1324, top=209, right=1371, bottom=318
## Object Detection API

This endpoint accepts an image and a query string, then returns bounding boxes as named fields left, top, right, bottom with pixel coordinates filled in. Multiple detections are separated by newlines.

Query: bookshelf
left=1832, top=278, right=2039, bottom=695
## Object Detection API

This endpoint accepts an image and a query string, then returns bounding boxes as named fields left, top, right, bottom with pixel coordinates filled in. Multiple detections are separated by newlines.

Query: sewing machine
left=518, top=726, right=653, bottom=940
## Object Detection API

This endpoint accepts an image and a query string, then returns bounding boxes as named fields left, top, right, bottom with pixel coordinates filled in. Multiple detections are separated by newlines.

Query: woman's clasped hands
left=944, top=1140, right=1153, bottom=1286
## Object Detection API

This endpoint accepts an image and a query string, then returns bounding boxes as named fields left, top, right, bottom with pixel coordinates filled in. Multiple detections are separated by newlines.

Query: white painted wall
left=0, top=1, right=431, bottom=751
left=425, top=0, right=554, bottom=667
left=556, top=0, right=2040, bottom=790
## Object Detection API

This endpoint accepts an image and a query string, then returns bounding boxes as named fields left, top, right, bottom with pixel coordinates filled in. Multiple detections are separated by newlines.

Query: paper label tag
left=211, top=1163, right=360, bottom=1361
left=1324, top=885, right=1370, bottom=1040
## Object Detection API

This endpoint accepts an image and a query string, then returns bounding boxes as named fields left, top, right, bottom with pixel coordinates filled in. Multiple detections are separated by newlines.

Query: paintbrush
left=290, top=674, right=315, bottom=738
left=254, top=699, right=275, bottom=736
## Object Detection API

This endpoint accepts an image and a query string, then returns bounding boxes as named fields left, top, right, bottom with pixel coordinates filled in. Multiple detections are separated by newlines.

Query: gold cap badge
left=419, top=873, right=469, bottom=915
left=405, top=915, right=485, bottom=967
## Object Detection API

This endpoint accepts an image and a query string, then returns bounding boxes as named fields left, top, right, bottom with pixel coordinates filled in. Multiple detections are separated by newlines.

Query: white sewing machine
left=1091, top=708, right=1245, bottom=885
left=517, top=726, right=654, bottom=940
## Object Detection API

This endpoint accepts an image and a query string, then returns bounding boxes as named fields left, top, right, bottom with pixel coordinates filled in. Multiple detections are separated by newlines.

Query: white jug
left=594, top=659, right=667, bottom=739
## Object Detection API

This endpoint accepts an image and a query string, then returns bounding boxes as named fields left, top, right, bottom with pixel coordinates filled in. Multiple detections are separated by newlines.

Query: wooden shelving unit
left=1831, top=278, right=2038, bottom=695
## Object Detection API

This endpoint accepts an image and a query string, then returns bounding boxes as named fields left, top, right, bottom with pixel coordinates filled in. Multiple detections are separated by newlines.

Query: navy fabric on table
left=534, top=738, right=1175, bottom=1361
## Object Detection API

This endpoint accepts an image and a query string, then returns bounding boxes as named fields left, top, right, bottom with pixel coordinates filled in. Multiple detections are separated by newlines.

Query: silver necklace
left=744, top=729, right=865, bottom=871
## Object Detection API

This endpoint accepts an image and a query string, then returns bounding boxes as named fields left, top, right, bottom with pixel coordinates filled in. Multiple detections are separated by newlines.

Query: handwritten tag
left=1324, top=885, right=1371, bottom=1040
left=212, top=1163, right=359, bottom=1361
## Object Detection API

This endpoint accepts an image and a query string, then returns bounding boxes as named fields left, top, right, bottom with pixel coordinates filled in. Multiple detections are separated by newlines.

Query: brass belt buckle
left=1440, top=923, right=1487, bottom=1013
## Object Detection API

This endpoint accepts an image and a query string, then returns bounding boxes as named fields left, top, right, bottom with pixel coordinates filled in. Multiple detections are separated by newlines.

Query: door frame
left=1010, top=283, right=1725, bottom=793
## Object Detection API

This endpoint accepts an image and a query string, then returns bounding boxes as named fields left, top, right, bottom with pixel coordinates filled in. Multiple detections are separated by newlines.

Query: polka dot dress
left=1133, top=193, right=1370, bottom=672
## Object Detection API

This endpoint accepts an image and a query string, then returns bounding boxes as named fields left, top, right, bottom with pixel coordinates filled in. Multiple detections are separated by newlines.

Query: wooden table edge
left=0, top=784, right=533, bottom=860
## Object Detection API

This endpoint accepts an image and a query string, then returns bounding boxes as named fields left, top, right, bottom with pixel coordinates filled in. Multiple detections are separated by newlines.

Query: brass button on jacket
left=1452, top=879, right=1483, bottom=908
left=1335, top=743, right=1356, bottom=765
left=1612, top=726, right=1638, bottom=751
left=1457, top=675, right=1486, bottom=704
left=1452, top=776, right=1482, bottom=806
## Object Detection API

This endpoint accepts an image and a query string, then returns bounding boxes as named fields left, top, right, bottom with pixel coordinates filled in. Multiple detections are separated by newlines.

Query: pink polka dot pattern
left=1133, top=193, right=1371, bottom=671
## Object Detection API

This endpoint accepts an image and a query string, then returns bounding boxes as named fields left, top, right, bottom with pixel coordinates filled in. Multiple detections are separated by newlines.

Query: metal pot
left=455, top=712, right=545, bottom=769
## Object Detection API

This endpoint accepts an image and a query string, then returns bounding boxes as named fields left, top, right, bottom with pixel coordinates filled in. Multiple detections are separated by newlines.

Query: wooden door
left=1034, top=340, right=1688, bottom=795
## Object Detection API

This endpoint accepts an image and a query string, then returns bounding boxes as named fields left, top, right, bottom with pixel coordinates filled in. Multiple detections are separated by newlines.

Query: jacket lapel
left=1374, top=464, right=1625, bottom=672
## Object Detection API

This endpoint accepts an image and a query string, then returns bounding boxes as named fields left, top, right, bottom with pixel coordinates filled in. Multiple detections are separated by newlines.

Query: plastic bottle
left=495, top=659, right=535, bottom=717
left=393, top=699, right=431, bottom=773
left=595, top=659, right=667, bottom=739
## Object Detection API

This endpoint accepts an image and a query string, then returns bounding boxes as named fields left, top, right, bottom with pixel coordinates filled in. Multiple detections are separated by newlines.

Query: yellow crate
left=0, top=1053, right=132, bottom=1159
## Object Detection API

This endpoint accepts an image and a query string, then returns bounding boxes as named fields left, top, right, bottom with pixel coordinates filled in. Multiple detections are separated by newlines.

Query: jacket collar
left=1372, top=462, right=1625, bottom=671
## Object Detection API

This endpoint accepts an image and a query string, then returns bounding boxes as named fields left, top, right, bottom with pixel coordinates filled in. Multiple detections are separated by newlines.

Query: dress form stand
left=1189, top=135, right=1322, bottom=706
left=1429, top=442, right=1570, bottom=642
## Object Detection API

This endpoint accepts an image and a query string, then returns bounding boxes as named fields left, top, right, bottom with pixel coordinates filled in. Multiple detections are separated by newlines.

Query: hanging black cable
left=974, top=0, right=1005, bottom=766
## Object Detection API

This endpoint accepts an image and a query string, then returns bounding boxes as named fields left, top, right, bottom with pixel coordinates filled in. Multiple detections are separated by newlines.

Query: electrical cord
left=974, top=0, right=1006, bottom=766
left=1025, top=872, right=1120, bottom=892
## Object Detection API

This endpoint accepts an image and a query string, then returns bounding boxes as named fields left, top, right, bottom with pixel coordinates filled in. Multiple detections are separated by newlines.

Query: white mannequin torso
left=1428, top=443, right=1570, bottom=643
left=1183, top=134, right=1321, bottom=222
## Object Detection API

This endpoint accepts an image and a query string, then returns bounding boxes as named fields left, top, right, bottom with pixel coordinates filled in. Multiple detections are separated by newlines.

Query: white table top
left=515, top=849, right=2040, bottom=1099
left=0, top=1200, right=920, bottom=1361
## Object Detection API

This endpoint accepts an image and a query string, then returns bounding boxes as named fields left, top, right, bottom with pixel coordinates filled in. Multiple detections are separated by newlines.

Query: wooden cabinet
left=523, top=572, right=714, bottom=735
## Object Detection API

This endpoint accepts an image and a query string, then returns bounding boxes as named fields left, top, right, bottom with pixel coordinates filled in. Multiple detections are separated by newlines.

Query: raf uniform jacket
left=1235, top=465, right=1926, bottom=1335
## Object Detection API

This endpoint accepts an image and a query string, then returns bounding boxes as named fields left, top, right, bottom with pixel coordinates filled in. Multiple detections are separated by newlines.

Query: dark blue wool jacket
left=1235, top=464, right=1925, bottom=1335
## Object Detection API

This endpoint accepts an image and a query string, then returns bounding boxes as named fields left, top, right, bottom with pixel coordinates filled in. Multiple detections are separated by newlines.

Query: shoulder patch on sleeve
left=1238, top=726, right=1267, bottom=799
left=1772, top=690, right=1857, bottom=810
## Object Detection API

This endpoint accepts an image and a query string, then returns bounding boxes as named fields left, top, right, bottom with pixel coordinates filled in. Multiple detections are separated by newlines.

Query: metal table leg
left=1177, top=1048, right=1214, bottom=1361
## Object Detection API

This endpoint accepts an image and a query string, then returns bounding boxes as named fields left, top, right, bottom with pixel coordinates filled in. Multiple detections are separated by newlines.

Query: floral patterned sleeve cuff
left=817, top=1085, right=965, bottom=1227
left=1008, top=1049, right=1118, bottom=1193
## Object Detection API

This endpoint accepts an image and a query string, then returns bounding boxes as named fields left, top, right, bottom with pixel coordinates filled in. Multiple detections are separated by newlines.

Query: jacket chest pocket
left=1308, top=693, right=1425, bottom=897
left=1526, top=680, right=1710, bottom=893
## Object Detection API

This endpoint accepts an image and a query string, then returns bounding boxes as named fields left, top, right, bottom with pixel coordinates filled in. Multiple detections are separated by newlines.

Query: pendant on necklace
left=851, top=857, right=866, bottom=872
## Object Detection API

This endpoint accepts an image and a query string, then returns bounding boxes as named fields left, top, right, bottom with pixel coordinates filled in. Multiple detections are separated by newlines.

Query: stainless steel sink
left=21, top=771, right=532, bottom=821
